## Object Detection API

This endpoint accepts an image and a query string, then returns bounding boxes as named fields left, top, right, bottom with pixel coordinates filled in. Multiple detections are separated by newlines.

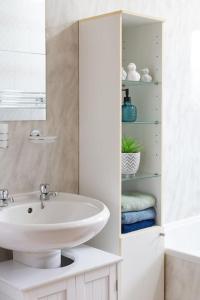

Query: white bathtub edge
left=165, top=215, right=200, bottom=264
left=164, top=215, right=200, bottom=232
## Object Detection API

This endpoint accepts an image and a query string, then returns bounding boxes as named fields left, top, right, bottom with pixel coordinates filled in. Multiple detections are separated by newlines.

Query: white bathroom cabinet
left=24, top=278, right=76, bottom=300
left=25, top=266, right=117, bottom=300
left=79, top=11, right=164, bottom=300
left=0, top=246, right=120, bottom=300
left=76, top=265, right=117, bottom=300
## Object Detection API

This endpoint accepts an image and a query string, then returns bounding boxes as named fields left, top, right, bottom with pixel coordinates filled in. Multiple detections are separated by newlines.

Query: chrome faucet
left=40, top=184, right=56, bottom=209
left=0, top=189, right=14, bottom=207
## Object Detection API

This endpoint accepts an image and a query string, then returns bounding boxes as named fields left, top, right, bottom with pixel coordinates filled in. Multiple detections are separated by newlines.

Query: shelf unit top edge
left=122, top=10, right=165, bottom=23
left=79, top=10, right=122, bottom=23
left=79, top=10, right=165, bottom=23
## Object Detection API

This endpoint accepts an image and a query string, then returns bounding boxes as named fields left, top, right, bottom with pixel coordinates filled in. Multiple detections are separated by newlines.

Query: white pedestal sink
left=0, top=192, right=110, bottom=269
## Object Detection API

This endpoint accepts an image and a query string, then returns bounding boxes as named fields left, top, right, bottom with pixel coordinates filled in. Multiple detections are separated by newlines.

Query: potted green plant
left=121, top=136, right=143, bottom=175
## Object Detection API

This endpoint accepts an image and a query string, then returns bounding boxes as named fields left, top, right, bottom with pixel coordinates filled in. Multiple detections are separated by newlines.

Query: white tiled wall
left=0, top=51, right=45, bottom=92
left=0, top=0, right=45, bottom=53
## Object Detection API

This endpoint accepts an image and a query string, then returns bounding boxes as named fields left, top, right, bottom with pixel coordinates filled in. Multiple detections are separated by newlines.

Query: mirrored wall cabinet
left=0, top=0, right=46, bottom=121
left=79, top=11, right=164, bottom=300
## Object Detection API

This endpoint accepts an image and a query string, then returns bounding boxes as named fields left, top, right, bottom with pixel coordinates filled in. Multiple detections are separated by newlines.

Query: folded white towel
left=121, top=192, right=156, bottom=212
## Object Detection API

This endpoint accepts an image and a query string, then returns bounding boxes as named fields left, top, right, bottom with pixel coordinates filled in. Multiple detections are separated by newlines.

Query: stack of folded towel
left=121, top=192, right=156, bottom=234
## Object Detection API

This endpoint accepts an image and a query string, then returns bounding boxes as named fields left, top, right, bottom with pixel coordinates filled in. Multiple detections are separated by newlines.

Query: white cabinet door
left=24, top=278, right=76, bottom=300
left=120, top=226, right=164, bottom=300
left=76, top=265, right=117, bottom=300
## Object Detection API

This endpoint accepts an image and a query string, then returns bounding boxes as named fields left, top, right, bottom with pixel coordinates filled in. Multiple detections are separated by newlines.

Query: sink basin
left=0, top=192, right=110, bottom=268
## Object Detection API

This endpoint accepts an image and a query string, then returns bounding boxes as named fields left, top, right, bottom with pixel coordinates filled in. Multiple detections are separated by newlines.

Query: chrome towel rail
left=0, top=90, right=46, bottom=108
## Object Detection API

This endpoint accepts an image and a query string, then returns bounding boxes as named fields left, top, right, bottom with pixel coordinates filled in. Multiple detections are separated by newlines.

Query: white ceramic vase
left=121, top=152, right=141, bottom=175
left=141, top=68, right=152, bottom=82
left=127, top=63, right=141, bottom=81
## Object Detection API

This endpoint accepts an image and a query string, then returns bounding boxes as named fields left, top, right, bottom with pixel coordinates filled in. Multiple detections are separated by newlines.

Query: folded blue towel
left=122, top=219, right=155, bottom=234
left=122, top=208, right=156, bottom=225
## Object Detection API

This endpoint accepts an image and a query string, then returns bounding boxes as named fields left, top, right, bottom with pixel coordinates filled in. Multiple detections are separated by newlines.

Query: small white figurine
left=127, top=63, right=141, bottom=81
left=122, top=67, right=127, bottom=80
left=141, top=68, right=153, bottom=82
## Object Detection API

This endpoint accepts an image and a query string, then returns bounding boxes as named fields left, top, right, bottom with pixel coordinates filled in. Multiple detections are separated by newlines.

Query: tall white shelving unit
left=79, top=11, right=164, bottom=300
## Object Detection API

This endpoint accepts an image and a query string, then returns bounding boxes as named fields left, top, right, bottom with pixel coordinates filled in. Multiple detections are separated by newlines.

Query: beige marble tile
left=45, top=21, right=79, bottom=192
left=165, top=254, right=200, bottom=300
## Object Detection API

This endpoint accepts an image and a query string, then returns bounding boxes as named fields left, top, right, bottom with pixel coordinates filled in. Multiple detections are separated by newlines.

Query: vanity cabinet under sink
left=24, top=278, right=76, bottom=300
left=0, top=246, right=120, bottom=300
left=0, top=266, right=117, bottom=300
left=24, top=266, right=117, bottom=300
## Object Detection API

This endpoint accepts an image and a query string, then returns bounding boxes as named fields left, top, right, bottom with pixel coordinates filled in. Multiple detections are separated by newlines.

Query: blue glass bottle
left=122, top=89, right=137, bottom=122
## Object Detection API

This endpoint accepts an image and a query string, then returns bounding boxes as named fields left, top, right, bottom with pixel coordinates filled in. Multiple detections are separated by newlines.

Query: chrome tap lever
left=40, top=183, right=50, bottom=196
left=40, top=184, right=56, bottom=209
left=0, top=189, right=8, bottom=200
left=0, top=189, right=14, bottom=207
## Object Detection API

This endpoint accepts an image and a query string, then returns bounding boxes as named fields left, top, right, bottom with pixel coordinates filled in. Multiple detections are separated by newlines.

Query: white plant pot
left=121, top=152, right=141, bottom=175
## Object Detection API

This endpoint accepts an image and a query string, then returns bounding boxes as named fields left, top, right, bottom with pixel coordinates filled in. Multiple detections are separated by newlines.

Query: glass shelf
left=122, top=172, right=161, bottom=182
left=122, top=121, right=160, bottom=125
left=122, top=80, right=160, bottom=87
